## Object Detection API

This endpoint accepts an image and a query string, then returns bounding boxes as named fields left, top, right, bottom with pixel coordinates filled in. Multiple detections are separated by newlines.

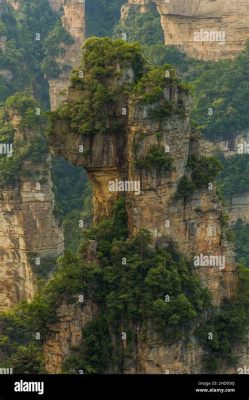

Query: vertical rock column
left=48, top=0, right=86, bottom=110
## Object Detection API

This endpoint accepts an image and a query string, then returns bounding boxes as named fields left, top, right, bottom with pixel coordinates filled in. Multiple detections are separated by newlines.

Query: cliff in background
left=121, top=0, right=249, bottom=60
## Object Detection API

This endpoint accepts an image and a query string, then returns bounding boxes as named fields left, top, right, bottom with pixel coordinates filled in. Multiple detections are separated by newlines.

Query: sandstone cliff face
left=52, top=68, right=237, bottom=306
left=122, top=0, right=249, bottom=60
left=129, top=329, right=204, bottom=373
left=49, top=46, right=239, bottom=372
left=126, top=104, right=237, bottom=305
left=44, top=301, right=97, bottom=373
left=0, top=111, right=64, bottom=312
left=0, top=164, right=64, bottom=311
left=48, top=0, right=86, bottom=110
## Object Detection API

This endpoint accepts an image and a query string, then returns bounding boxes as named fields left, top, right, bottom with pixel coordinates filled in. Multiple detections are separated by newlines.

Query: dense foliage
left=49, top=38, right=145, bottom=137
left=196, top=265, right=249, bottom=371
left=191, top=43, right=249, bottom=140
left=0, top=198, right=211, bottom=373
left=0, top=0, right=56, bottom=106
left=49, top=38, right=190, bottom=140
left=135, top=144, right=174, bottom=175
left=232, top=220, right=249, bottom=267
left=1, top=0, right=249, bottom=376
left=217, top=154, right=249, bottom=200
left=52, top=157, right=92, bottom=251
left=0, top=0, right=76, bottom=105
left=176, top=155, right=222, bottom=200
left=187, top=155, right=222, bottom=187
left=86, top=0, right=124, bottom=37
left=114, top=4, right=191, bottom=72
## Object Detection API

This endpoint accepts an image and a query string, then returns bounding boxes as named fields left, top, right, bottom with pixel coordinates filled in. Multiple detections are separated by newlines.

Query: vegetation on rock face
left=217, top=154, right=249, bottom=200
left=0, top=0, right=76, bottom=105
left=175, top=176, right=196, bottom=201
left=0, top=0, right=56, bottom=106
left=49, top=37, right=145, bottom=137
left=41, top=20, right=74, bottom=79
left=133, top=65, right=188, bottom=101
left=191, top=43, right=249, bottom=141
left=187, top=155, right=222, bottom=188
left=115, top=3, right=163, bottom=47
left=233, top=220, right=249, bottom=268
left=175, top=155, right=222, bottom=200
left=49, top=38, right=190, bottom=140
left=52, top=157, right=92, bottom=251
left=0, top=93, right=48, bottom=188
left=54, top=198, right=210, bottom=373
left=0, top=1, right=90, bottom=250
left=0, top=198, right=211, bottom=373
left=196, top=265, right=249, bottom=372
left=135, top=144, right=174, bottom=175
left=1, top=0, right=249, bottom=376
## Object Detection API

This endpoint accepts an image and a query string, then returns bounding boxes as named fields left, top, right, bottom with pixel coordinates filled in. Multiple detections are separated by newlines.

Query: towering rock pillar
left=48, top=0, right=86, bottom=110
left=0, top=102, right=64, bottom=312
left=51, top=39, right=237, bottom=307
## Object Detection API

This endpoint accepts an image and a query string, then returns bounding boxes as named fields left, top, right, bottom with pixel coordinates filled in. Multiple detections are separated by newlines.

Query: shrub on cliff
left=135, top=144, right=174, bottom=175
left=175, top=176, right=196, bottom=201
left=49, top=38, right=145, bottom=137
left=175, top=156, right=222, bottom=200
left=187, top=155, right=222, bottom=187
